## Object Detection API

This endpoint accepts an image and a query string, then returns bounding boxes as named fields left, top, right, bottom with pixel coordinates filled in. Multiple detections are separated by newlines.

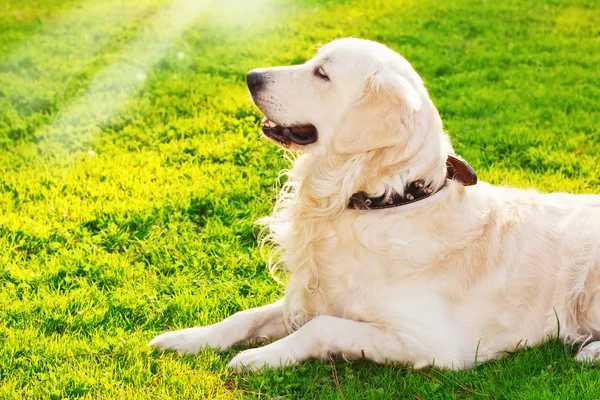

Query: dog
left=150, top=38, right=600, bottom=371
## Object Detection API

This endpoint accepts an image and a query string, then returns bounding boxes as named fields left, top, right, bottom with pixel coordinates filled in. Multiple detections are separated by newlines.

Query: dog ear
left=332, top=70, right=422, bottom=154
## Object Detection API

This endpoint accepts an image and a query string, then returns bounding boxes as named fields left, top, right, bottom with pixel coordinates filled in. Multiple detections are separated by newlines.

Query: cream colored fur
left=150, top=38, right=600, bottom=370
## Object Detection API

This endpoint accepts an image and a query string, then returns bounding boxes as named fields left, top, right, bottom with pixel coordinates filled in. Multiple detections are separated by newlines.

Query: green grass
left=1, top=0, right=599, bottom=398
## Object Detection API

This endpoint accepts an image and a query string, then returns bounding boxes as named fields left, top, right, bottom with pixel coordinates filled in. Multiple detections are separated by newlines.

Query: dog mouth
left=261, top=117, right=318, bottom=146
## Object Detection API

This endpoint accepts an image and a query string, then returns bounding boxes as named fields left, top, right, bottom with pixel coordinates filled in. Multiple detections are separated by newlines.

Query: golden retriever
left=150, top=38, right=600, bottom=370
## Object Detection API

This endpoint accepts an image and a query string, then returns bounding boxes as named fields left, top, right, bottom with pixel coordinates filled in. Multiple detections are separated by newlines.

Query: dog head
left=247, top=38, right=439, bottom=155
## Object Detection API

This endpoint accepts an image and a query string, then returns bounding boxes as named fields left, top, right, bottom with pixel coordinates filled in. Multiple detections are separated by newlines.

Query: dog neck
left=291, top=151, right=449, bottom=218
left=349, top=155, right=477, bottom=210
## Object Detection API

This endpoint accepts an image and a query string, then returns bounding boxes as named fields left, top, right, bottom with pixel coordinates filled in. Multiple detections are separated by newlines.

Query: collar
left=348, top=155, right=477, bottom=210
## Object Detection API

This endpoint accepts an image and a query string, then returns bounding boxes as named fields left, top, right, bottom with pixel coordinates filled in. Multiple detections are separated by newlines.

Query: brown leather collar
left=348, top=155, right=477, bottom=210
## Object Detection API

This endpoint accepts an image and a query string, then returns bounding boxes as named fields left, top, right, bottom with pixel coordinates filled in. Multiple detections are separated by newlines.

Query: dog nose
left=246, top=70, right=264, bottom=93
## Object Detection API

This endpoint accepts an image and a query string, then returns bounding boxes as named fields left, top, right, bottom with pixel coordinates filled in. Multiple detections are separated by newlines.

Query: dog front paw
left=228, top=339, right=304, bottom=372
left=576, top=342, right=600, bottom=364
left=149, top=326, right=226, bottom=355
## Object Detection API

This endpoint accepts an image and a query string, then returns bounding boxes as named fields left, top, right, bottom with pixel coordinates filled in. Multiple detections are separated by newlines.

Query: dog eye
left=314, top=66, right=329, bottom=81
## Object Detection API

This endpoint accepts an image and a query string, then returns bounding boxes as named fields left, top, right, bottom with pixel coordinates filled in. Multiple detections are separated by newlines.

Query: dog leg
left=228, top=315, right=436, bottom=371
left=149, top=300, right=287, bottom=355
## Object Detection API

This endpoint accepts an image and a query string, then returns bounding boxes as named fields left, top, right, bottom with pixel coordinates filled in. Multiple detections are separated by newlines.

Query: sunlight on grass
left=36, top=0, right=223, bottom=149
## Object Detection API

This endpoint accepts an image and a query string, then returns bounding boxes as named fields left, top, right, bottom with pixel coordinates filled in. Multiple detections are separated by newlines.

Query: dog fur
left=150, top=38, right=600, bottom=370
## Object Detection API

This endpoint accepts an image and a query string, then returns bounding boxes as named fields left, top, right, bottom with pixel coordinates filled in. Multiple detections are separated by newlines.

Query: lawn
left=1, top=0, right=599, bottom=398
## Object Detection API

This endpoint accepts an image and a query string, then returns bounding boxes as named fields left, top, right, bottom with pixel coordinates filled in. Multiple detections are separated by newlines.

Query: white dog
left=150, top=38, right=600, bottom=371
